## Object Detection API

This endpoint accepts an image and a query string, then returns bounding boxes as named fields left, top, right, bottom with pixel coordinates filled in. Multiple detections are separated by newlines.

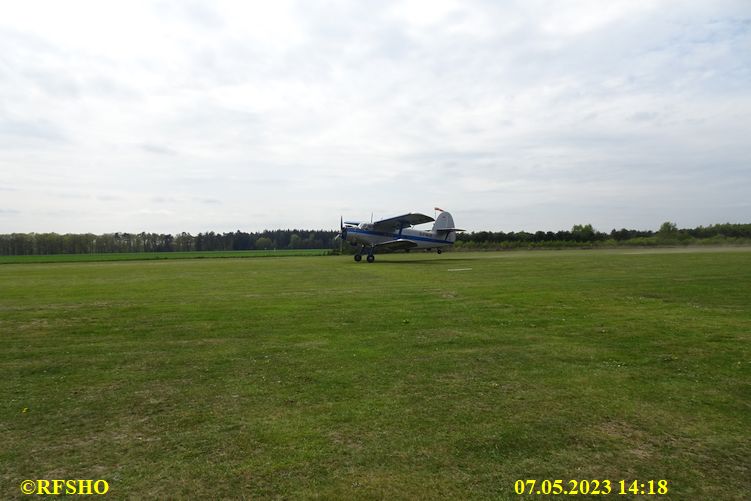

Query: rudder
left=433, top=211, right=463, bottom=243
left=433, top=211, right=456, bottom=231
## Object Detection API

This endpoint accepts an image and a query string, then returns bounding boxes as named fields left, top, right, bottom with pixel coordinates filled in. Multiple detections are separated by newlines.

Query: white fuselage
left=345, top=223, right=455, bottom=250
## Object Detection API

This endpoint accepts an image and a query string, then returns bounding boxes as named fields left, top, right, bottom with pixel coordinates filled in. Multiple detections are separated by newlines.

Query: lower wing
left=374, top=239, right=419, bottom=252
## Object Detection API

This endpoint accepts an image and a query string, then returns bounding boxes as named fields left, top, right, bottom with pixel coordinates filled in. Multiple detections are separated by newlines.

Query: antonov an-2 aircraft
left=337, top=208, right=464, bottom=262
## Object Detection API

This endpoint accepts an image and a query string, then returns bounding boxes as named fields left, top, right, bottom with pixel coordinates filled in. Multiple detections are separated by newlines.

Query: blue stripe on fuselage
left=347, top=227, right=452, bottom=245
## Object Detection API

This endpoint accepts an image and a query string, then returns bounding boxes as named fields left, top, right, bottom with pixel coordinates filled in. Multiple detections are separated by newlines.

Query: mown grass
left=1, top=249, right=749, bottom=499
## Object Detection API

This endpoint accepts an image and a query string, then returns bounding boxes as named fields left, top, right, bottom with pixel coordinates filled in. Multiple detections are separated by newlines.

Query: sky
left=1, top=0, right=750, bottom=234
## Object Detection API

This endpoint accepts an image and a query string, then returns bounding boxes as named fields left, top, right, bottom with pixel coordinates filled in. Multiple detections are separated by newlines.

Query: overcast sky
left=1, top=0, right=749, bottom=234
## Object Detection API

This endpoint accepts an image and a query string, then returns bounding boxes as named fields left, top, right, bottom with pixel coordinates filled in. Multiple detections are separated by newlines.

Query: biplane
left=337, top=209, right=463, bottom=262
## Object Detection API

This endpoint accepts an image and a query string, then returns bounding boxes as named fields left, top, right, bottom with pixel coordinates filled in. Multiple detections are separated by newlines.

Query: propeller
left=335, top=216, right=346, bottom=252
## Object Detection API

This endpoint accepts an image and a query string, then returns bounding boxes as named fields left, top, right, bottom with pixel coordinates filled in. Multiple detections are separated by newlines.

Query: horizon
left=2, top=219, right=749, bottom=237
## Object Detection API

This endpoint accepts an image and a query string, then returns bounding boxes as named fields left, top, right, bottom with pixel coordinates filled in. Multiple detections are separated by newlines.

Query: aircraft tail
left=432, top=211, right=464, bottom=242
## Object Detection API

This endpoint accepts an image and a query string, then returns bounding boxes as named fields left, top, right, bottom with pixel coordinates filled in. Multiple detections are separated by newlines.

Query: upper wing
left=372, top=213, right=434, bottom=231
left=373, top=239, right=419, bottom=252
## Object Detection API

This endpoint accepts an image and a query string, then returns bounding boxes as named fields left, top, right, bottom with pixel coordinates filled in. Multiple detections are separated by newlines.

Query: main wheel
left=354, top=254, right=362, bottom=262
left=366, top=254, right=375, bottom=263
left=437, top=248, right=442, bottom=254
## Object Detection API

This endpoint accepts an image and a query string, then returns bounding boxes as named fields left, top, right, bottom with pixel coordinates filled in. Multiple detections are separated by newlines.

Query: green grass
left=0, top=249, right=329, bottom=264
left=1, top=249, right=749, bottom=499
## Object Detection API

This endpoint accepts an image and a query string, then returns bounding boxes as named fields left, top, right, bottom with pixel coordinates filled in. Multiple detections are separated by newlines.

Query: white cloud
left=0, top=0, right=749, bottom=233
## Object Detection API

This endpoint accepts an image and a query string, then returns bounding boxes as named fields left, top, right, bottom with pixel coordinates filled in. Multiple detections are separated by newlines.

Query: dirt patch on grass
left=594, top=420, right=657, bottom=460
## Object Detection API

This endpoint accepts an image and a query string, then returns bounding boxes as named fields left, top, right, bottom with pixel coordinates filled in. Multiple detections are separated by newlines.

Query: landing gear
left=354, top=246, right=375, bottom=263
left=437, top=249, right=442, bottom=254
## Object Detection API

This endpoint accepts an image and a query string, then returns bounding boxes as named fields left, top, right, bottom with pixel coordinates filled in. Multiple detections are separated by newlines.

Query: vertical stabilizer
left=432, top=211, right=463, bottom=243
left=433, top=211, right=456, bottom=231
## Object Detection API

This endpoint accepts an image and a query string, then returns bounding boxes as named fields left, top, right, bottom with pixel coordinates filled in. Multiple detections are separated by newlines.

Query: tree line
left=455, top=222, right=751, bottom=249
left=0, top=230, right=338, bottom=255
left=1, top=222, right=749, bottom=256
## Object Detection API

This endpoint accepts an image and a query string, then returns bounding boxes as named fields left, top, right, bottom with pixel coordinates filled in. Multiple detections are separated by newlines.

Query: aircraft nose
left=338, top=216, right=348, bottom=241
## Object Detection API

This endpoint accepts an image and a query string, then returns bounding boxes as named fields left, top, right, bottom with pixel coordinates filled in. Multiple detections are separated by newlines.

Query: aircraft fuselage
left=345, top=224, right=455, bottom=250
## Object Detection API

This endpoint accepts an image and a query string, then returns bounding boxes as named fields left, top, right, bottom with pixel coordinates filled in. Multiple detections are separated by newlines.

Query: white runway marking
left=447, top=268, right=472, bottom=271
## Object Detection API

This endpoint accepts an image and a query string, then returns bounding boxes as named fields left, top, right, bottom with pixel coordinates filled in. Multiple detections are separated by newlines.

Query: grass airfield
left=1, top=249, right=749, bottom=499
